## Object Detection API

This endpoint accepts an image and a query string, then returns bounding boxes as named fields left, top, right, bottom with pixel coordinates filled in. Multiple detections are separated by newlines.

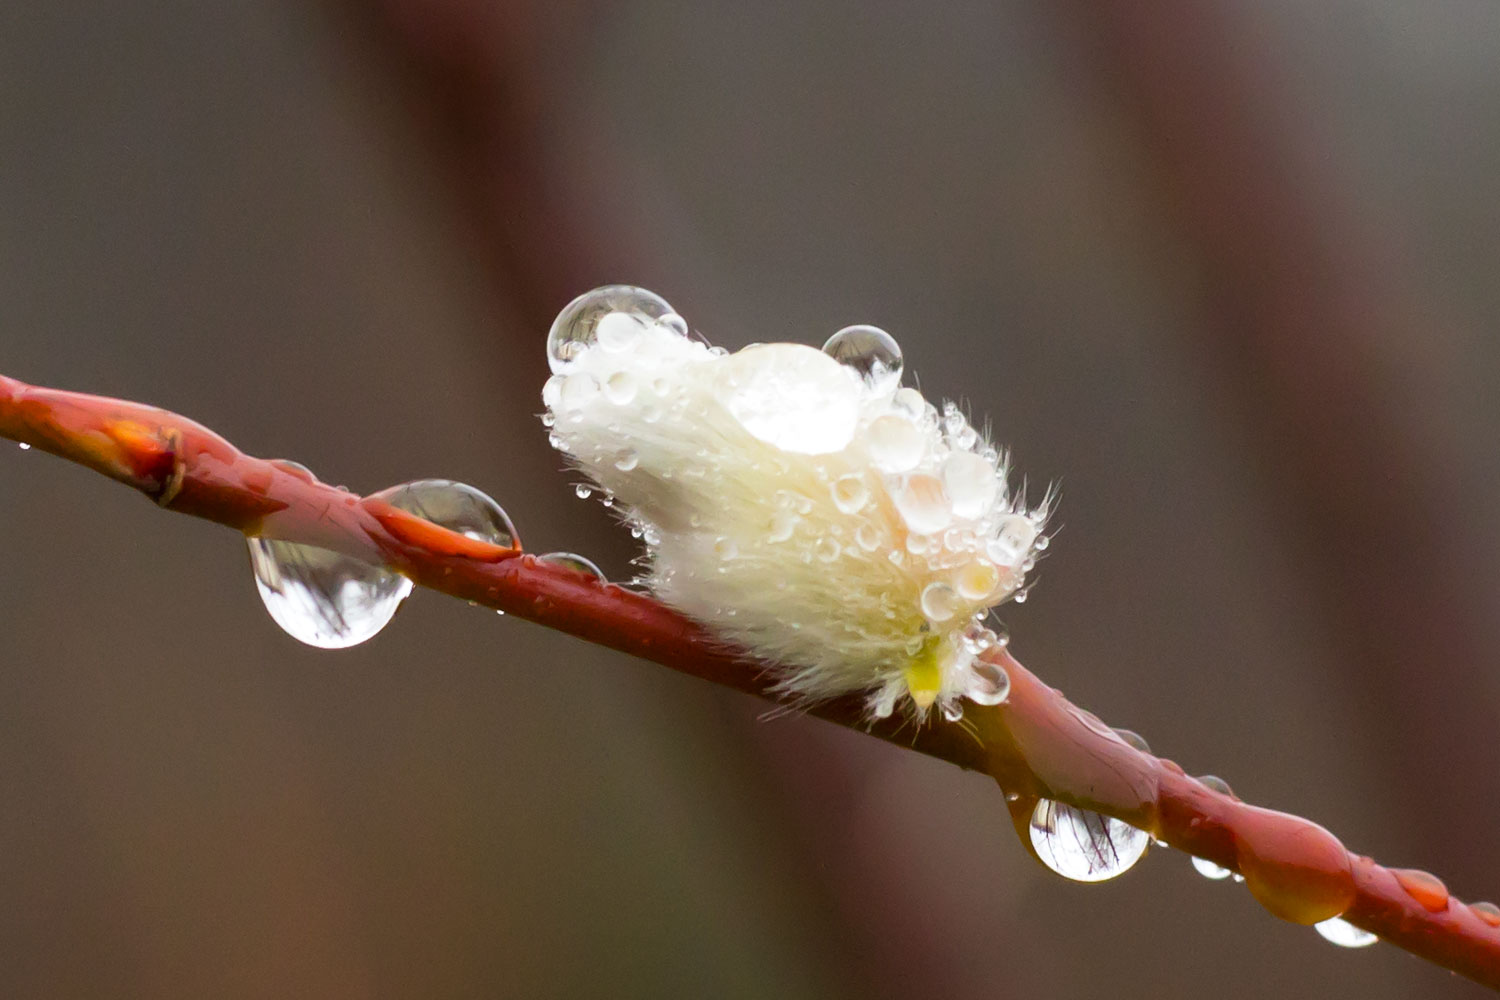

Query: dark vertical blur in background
left=2, top=2, right=1499, bottom=997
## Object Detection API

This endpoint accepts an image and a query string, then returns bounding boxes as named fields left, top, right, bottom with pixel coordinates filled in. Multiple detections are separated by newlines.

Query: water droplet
left=604, top=371, right=638, bottom=405
left=247, top=538, right=411, bottom=649
left=894, top=474, right=952, bottom=535
left=965, top=658, right=1010, bottom=705
left=987, top=514, right=1038, bottom=565
left=1112, top=728, right=1151, bottom=754
left=539, top=551, right=605, bottom=579
left=768, top=510, right=798, bottom=543
left=1393, top=868, right=1449, bottom=912
left=371, top=480, right=517, bottom=547
left=1314, top=917, right=1377, bottom=948
left=558, top=372, right=600, bottom=414
left=547, top=285, right=675, bottom=373
left=831, top=474, right=869, bottom=514
left=854, top=522, right=881, bottom=551
left=866, top=415, right=924, bottom=472
left=17, top=442, right=31, bottom=451
left=614, top=450, right=639, bottom=472
left=574, top=484, right=593, bottom=500
left=1192, top=856, right=1234, bottom=881
left=1029, top=799, right=1150, bottom=883
left=659, top=313, right=689, bottom=337
left=722, top=344, right=861, bottom=454
left=940, top=452, right=997, bottom=520
left=920, top=582, right=959, bottom=622
left=815, top=537, right=841, bottom=562
left=1198, top=775, right=1234, bottom=797
left=822, top=324, right=903, bottom=394
left=940, top=700, right=964, bottom=723
left=954, top=561, right=1003, bottom=601
left=713, top=537, right=738, bottom=560
left=1471, top=901, right=1500, bottom=927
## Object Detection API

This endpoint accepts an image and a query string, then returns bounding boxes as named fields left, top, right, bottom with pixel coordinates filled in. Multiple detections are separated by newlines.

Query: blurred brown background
left=3, top=2, right=1499, bottom=997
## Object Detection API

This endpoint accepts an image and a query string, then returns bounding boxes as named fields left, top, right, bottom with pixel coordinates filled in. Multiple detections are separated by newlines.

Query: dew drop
left=1393, top=868, right=1449, bottom=912
left=987, top=514, right=1038, bottom=565
left=1192, top=856, right=1234, bottom=881
left=1029, top=799, right=1150, bottom=883
left=940, top=700, right=964, bottom=723
left=558, top=372, right=600, bottom=413
left=722, top=343, right=861, bottom=454
left=247, top=538, right=412, bottom=649
left=614, top=450, right=639, bottom=472
left=920, top=582, right=959, bottom=622
left=854, top=522, right=881, bottom=552
left=866, top=414, right=924, bottom=472
left=894, top=474, right=952, bottom=535
left=1471, top=901, right=1500, bottom=927
left=831, top=474, right=869, bottom=514
left=822, top=324, right=903, bottom=394
left=768, top=511, right=799, bottom=543
left=539, top=551, right=605, bottom=579
left=370, top=480, right=517, bottom=547
left=547, top=285, right=675, bottom=373
left=942, top=451, right=998, bottom=520
left=815, top=537, right=841, bottom=562
left=713, top=537, right=738, bottom=560
left=659, top=313, right=689, bottom=337
left=604, top=371, right=638, bottom=405
left=574, top=484, right=593, bottom=500
left=954, top=561, right=1003, bottom=602
left=1112, top=728, right=1151, bottom=754
left=1314, top=917, right=1377, bottom=948
left=1198, top=775, right=1234, bottom=797
left=965, top=658, right=1011, bottom=705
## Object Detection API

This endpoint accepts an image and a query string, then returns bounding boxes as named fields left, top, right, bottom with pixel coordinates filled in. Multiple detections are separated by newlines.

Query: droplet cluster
left=542, top=285, right=1049, bottom=719
left=247, top=478, right=514, bottom=648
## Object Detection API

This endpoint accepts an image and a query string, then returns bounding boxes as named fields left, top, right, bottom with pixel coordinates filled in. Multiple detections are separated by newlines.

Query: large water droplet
left=1314, top=917, right=1377, bottom=948
left=1112, top=728, right=1151, bottom=754
left=539, top=551, right=605, bottom=579
left=721, top=344, right=860, bottom=454
left=822, top=324, right=903, bottom=395
left=247, top=539, right=412, bottom=649
left=1192, top=856, right=1234, bottom=881
left=831, top=474, right=869, bottom=514
left=547, top=286, right=676, bottom=374
left=894, top=474, right=953, bottom=535
left=370, top=480, right=518, bottom=547
left=1392, top=868, right=1449, bottom=912
left=987, top=514, right=1037, bottom=566
left=866, top=415, right=924, bottom=472
left=1197, top=774, right=1234, bottom=798
left=1029, top=799, right=1150, bottom=882
left=920, top=581, right=959, bottom=622
left=942, top=452, right=998, bottom=520
left=964, top=658, right=1010, bottom=705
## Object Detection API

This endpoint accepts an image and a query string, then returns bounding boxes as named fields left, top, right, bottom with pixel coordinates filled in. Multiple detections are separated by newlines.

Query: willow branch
left=2, top=371, right=1497, bottom=990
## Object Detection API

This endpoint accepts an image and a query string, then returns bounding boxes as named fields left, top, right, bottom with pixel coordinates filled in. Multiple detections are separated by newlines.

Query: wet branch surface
left=3, top=371, right=1498, bottom=990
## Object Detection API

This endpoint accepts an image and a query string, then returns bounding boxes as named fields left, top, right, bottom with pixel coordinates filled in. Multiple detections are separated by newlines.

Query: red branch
left=3, top=371, right=1498, bottom=990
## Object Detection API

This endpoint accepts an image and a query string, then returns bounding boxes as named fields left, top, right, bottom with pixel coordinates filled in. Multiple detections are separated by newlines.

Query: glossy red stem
left=2, top=373, right=1497, bottom=990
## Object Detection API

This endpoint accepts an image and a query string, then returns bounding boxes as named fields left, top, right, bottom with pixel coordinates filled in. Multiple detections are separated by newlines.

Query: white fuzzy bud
left=543, top=286, right=1048, bottom=721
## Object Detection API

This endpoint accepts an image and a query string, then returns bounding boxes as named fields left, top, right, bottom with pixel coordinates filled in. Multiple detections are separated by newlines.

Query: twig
left=3, top=371, right=1497, bottom=990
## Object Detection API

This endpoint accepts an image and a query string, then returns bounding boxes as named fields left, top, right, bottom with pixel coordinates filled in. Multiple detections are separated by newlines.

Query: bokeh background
left=4, top=2, right=1500, bottom=997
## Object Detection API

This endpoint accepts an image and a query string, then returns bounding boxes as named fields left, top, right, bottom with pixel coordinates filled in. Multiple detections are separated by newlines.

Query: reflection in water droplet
left=539, top=551, right=605, bottom=580
left=247, top=538, right=412, bottom=649
left=821, top=324, right=903, bottom=394
left=371, top=479, right=517, bottom=547
left=1192, top=856, right=1234, bottom=881
left=574, top=484, right=593, bottom=500
left=547, top=285, right=675, bottom=374
left=941, top=700, right=964, bottom=723
left=1029, top=799, right=1150, bottom=882
left=1314, top=917, right=1378, bottom=948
